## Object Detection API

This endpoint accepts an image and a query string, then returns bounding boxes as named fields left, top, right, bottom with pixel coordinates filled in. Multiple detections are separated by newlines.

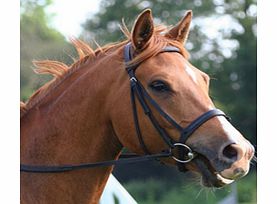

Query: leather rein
left=20, top=43, right=230, bottom=173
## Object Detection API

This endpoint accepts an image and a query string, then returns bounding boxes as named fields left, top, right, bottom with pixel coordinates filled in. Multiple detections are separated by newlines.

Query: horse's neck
left=21, top=53, right=123, bottom=203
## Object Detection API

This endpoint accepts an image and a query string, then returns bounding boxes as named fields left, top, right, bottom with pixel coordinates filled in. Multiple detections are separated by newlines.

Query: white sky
left=46, top=0, right=101, bottom=37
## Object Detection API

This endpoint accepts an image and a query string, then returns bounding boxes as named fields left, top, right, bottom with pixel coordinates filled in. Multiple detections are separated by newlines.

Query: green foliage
left=20, top=0, right=74, bottom=101
left=237, top=172, right=257, bottom=203
left=21, top=0, right=61, bottom=40
left=82, top=0, right=216, bottom=45
left=123, top=172, right=256, bottom=204
left=210, top=1, right=257, bottom=144
left=112, top=193, right=120, bottom=204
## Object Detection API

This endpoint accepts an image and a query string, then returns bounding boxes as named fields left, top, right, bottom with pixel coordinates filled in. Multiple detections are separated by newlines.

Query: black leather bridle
left=124, top=43, right=230, bottom=172
left=20, top=43, right=230, bottom=173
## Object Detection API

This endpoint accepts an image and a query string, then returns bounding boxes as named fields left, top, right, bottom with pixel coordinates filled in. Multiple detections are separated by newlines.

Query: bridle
left=124, top=43, right=230, bottom=172
left=20, top=43, right=230, bottom=173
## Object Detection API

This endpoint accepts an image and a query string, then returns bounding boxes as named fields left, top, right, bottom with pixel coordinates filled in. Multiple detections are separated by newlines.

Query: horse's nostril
left=222, top=144, right=238, bottom=161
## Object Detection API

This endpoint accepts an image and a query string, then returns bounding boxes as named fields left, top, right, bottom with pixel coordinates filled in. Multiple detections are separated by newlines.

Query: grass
left=123, top=171, right=256, bottom=204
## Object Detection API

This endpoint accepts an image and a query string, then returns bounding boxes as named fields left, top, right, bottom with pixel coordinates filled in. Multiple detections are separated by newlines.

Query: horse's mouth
left=191, top=155, right=234, bottom=188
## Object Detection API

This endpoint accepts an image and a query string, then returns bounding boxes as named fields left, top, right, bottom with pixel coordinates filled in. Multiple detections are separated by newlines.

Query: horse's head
left=110, top=9, right=254, bottom=188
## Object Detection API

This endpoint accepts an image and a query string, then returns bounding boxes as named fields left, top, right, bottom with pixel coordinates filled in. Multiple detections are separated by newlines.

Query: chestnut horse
left=20, top=9, right=254, bottom=204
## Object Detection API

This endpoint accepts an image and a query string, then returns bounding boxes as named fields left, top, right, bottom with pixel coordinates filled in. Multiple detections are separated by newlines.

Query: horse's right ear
left=131, top=9, right=154, bottom=50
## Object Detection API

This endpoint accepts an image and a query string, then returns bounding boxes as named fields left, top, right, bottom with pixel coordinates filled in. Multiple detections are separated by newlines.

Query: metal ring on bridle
left=130, top=77, right=137, bottom=82
left=171, top=143, right=196, bottom=163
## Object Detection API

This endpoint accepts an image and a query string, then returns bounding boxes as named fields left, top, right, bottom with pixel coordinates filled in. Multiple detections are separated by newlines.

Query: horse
left=20, top=9, right=255, bottom=204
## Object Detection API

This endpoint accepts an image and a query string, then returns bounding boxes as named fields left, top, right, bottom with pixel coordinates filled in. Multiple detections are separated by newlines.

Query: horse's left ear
left=165, top=10, right=193, bottom=45
left=131, top=9, right=154, bottom=50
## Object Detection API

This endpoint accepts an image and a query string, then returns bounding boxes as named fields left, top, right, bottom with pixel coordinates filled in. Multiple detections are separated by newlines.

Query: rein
left=20, top=43, right=230, bottom=173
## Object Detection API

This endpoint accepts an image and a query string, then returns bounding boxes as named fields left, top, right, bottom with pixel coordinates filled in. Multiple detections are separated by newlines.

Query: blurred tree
left=82, top=0, right=216, bottom=45
left=20, top=0, right=73, bottom=101
left=212, top=0, right=257, bottom=144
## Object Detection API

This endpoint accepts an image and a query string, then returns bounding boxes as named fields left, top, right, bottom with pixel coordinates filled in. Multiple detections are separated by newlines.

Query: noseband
left=20, top=43, right=230, bottom=173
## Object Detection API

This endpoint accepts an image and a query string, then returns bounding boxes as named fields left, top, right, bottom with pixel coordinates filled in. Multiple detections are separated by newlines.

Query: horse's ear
left=165, top=10, right=192, bottom=44
left=131, top=9, right=154, bottom=50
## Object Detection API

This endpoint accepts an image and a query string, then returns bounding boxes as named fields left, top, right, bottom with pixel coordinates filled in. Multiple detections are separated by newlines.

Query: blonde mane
left=20, top=24, right=189, bottom=117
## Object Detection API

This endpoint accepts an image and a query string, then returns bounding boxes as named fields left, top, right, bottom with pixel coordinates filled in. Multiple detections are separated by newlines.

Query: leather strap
left=20, top=152, right=172, bottom=173
left=124, top=43, right=231, bottom=172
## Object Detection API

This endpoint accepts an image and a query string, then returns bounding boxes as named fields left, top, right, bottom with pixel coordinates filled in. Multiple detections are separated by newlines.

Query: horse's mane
left=20, top=24, right=189, bottom=117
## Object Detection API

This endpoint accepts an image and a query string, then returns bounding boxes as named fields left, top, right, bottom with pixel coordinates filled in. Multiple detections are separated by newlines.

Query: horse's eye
left=149, top=80, right=170, bottom=92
